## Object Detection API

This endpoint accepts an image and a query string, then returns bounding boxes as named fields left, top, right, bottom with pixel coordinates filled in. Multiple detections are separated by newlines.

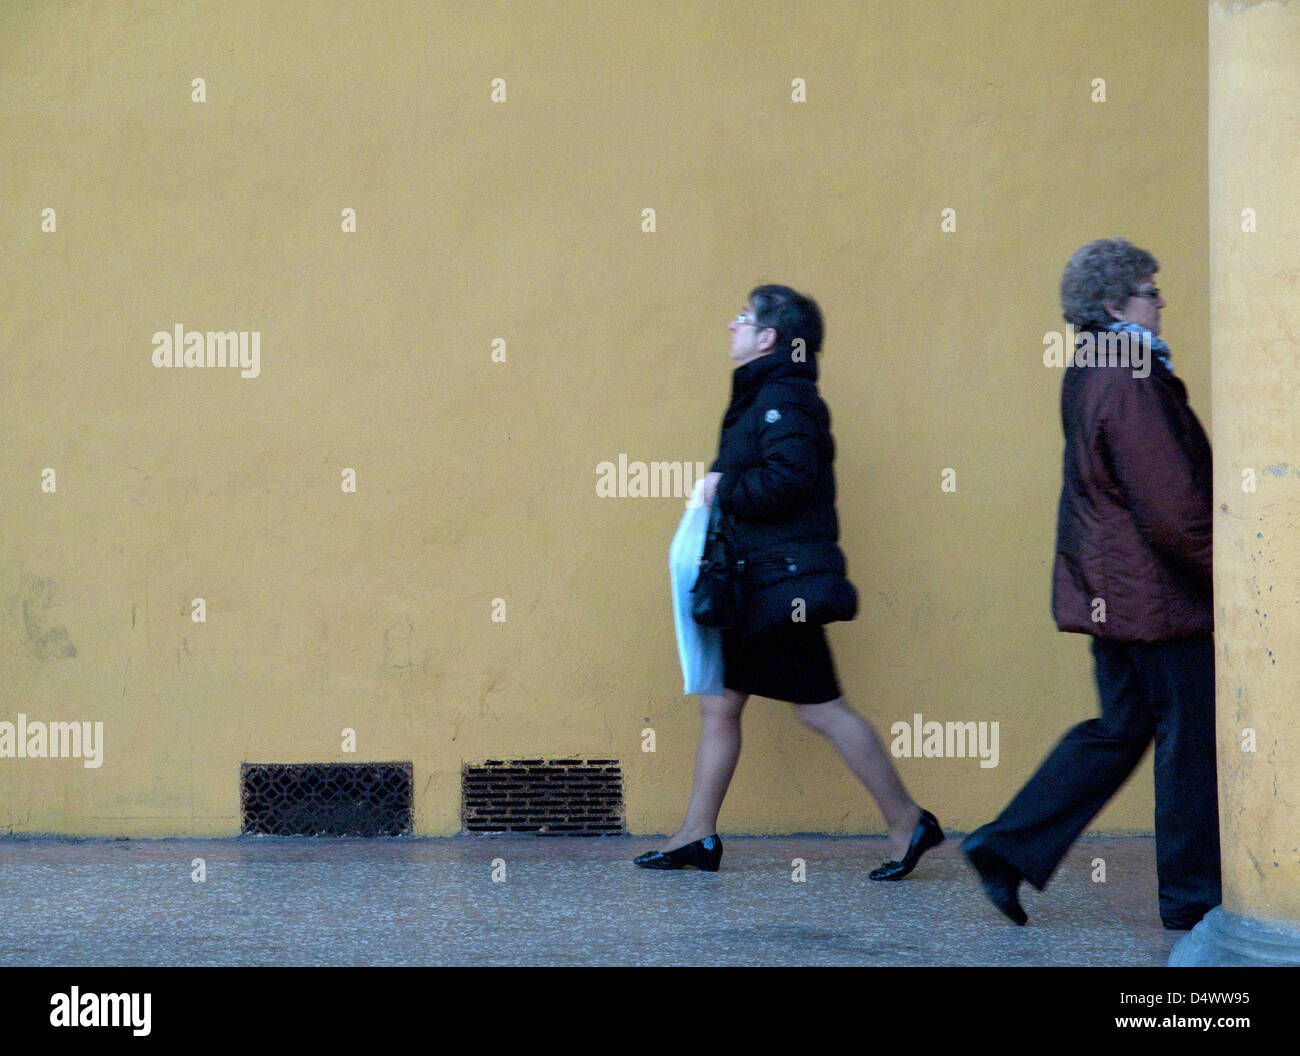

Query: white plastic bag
left=669, top=479, right=725, bottom=695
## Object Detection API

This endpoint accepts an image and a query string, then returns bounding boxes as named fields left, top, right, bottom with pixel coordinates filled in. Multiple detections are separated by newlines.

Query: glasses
left=1132, top=288, right=1162, bottom=300
left=734, top=313, right=771, bottom=328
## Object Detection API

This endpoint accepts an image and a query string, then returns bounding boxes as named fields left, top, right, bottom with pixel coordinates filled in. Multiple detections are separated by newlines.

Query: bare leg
left=795, top=697, right=922, bottom=860
left=662, top=689, right=748, bottom=850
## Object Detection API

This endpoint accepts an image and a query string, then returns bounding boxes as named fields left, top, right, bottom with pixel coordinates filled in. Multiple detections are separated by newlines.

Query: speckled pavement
left=0, top=834, right=1181, bottom=966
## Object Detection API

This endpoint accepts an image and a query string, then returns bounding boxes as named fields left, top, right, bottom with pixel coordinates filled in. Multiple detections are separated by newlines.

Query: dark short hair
left=1060, top=239, right=1159, bottom=329
left=750, top=284, right=824, bottom=356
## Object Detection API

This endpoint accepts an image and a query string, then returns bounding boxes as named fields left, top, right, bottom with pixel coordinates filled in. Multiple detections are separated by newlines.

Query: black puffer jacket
left=710, top=351, right=855, bottom=631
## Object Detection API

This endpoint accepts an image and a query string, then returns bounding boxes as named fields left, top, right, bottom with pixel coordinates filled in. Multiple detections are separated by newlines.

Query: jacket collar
left=733, top=348, right=817, bottom=393
left=724, top=350, right=818, bottom=425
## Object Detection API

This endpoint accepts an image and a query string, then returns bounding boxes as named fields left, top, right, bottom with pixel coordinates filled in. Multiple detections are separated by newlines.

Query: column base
left=1169, top=906, right=1300, bottom=966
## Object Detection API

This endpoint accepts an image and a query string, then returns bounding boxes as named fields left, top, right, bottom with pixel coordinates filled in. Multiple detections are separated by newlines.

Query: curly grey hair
left=1060, top=239, right=1159, bottom=329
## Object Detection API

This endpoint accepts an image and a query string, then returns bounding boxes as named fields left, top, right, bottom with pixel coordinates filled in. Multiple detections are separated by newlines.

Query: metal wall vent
left=462, top=758, right=624, bottom=835
left=241, top=762, right=413, bottom=836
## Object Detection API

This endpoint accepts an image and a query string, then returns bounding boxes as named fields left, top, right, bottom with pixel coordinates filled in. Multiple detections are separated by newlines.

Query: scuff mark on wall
left=382, top=618, right=414, bottom=669
left=22, top=577, right=76, bottom=660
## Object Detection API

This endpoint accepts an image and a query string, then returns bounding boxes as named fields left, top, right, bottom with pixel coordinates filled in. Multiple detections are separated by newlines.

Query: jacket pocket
left=744, top=544, right=858, bottom=637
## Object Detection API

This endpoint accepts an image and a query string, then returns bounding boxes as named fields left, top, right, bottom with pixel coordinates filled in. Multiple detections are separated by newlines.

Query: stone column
left=1172, top=0, right=1300, bottom=966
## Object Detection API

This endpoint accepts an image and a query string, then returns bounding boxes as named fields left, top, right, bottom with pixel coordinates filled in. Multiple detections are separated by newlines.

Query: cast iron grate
left=462, top=758, right=624, bottom=835
left=241, top=762, right=413, bottom=836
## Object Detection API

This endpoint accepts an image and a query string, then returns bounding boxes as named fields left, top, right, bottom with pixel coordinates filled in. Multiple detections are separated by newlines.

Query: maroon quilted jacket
left=1051, top=346, right=1213, bottom=641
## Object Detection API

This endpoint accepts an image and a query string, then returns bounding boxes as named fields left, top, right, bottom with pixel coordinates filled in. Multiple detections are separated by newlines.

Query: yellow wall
left=1, top=0, right=1209, bottom=836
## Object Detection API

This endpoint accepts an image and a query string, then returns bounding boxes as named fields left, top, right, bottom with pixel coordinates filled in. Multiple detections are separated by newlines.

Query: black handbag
left=690, top=500, right=748, bottom=629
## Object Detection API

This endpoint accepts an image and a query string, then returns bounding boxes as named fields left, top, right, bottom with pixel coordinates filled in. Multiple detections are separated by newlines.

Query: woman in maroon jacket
left=963, top=239, right=1222, bottom=930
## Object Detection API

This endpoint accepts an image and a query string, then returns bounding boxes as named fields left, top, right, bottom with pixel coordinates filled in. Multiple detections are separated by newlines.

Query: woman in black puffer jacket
left=635, top=285, right=943, bottom=877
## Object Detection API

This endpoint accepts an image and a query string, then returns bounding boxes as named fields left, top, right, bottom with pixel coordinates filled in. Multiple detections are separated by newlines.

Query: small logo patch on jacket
left=764, top=409, right=781, bottom=423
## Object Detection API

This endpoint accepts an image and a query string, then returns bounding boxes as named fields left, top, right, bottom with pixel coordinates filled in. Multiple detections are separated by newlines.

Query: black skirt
left=722, top=623, right=842, bottom=704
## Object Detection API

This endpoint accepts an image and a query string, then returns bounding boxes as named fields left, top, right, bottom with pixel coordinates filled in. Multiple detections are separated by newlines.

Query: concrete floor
left=0, top=833, right=1182, bottom=966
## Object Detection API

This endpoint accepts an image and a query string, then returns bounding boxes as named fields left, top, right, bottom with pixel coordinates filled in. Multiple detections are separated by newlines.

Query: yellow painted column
left=1173, top=0, right=1300, bottom=966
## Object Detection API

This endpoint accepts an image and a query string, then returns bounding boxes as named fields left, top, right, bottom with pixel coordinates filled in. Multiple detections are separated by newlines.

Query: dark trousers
left=968, top=634, right=1221, bottom=923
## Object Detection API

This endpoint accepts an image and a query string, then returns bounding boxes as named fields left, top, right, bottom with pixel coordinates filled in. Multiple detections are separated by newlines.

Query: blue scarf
left=1105, top=320, right=1173, bottom=374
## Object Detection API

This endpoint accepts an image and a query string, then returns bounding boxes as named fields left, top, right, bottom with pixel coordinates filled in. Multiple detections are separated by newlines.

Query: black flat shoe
left=633, top=834, right=722, bottom=871
left=1162, top=907, right=1212, bottom=931
left=869, top=809, right=944, bottom=881
left=963, top=841, right=1028, bottom=925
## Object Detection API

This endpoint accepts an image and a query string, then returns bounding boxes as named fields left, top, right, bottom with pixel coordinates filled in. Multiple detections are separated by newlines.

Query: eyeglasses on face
left=734, top=312, right=771, bottom=328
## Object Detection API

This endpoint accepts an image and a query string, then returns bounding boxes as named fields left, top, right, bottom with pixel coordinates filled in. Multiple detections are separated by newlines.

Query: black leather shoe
left=1162, top=907, right=1212, bottom=931
left=633, top=834, right=722, bottom=871
left=869, top=809, right=944, bottom=881
left=963, top=842, right=1028, bottom=925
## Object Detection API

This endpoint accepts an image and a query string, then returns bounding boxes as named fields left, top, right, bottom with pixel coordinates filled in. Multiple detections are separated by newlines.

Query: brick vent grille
left=462, top=758, right=624, bottom=835
left=241, top=762, right=413, bottom=836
